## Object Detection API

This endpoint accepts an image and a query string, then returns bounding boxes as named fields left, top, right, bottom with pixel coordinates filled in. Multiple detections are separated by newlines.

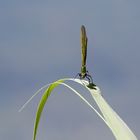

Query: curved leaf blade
left=32, top=78, right=137, bottom=140
left=33, top=79, right=64, bottom=140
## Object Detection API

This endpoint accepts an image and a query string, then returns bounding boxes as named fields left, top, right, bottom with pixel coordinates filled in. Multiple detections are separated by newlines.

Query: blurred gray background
left=0, top=0, right=140, bottom=140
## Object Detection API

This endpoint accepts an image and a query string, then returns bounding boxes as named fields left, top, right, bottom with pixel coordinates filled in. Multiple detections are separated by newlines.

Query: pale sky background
left=0, top=0, right=140, bottom=140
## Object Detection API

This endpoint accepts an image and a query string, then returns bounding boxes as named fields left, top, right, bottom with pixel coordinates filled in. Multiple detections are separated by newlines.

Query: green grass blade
left=32, top=78, right=106, bottom=140
left=31, top=78, right=137, bottom=140
left=33, top=79, right=64, bottom=140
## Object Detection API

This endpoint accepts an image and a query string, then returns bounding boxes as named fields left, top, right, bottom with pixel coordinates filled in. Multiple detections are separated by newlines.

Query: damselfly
left=77, top=25, right=96, bottom=89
